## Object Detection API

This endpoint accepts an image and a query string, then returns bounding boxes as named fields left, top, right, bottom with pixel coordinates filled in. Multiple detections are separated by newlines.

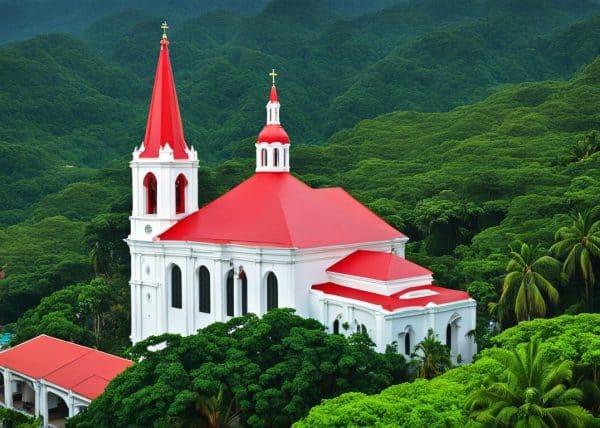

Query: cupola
left=255, top=69, right=290, bottom=172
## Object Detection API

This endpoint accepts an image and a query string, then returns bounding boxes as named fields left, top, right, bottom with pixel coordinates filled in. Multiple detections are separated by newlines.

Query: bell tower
left=129, top=23, right=198, bottom=241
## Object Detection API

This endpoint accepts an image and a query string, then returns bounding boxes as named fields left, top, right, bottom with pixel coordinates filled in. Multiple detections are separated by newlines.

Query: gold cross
left=161, top=21, right=169, bottom=39
left=269, top=69, right=277, bottom=86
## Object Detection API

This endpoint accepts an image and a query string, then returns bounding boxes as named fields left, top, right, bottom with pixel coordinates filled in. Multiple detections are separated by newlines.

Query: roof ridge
left=44, top=348, right=95, bottom=379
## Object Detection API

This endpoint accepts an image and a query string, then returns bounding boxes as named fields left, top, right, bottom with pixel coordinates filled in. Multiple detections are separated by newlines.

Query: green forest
left=1, top=0, right=600, bottom=426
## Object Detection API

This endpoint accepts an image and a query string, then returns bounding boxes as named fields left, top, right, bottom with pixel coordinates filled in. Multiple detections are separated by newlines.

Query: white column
left=187, top=256, right=196, bottom=335
left=375, top=314, right=385, bottom=353
left=3, top=369, right=12, bottom=408
left=158, top=255, right=167, bottom=334
left=34, top=380, right=41, bottom=418
left=214, top=261, right=223, bottom=322
left=68, top=393, right=75, bottom=417
left=40, top=383, right=48, bottom=426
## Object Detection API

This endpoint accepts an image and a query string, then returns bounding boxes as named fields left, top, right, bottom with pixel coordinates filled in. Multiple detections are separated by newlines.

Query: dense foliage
left=295, top=314, right=600, bottom=427
left=67, top=309, right=408, bottom=428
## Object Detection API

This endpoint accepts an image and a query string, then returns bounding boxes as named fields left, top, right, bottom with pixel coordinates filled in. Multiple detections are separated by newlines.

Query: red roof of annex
left=158, top=172, right=405, bottom=247
left=0, top=335, right=132, bottom=399
left=328, top=250, right=432, bottom=281
left=140, top=36, right=189, bottom=159
left=311, top=283, right=471, bottom=312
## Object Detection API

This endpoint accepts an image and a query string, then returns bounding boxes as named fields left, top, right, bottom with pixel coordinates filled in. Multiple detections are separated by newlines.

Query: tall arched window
left=175, top=174, right=187, bottom=214
left=333, top=319, right=340, bottom=335
left=266, top=272, right=278, bottom=311
left=171, top=265, right=182, bottom=309
left=198, top=266, right=210, bottom=314
left=226, top=269, right=234, bottom=317
left=404, top=333, right=411, bottom=355
left=273, top=148, right=279, bottom=167
left=143, top=173, right=157, bottom=214
left=261, top=148, right=268, bottom=166
left=446, top=324, right=452, bottom=350
left=240, top=271, right=248, bottom=315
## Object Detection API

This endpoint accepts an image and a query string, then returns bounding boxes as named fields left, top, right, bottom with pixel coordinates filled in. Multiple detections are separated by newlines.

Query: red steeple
left=140, top=27, right=189, bottom=159
left=270, top=85, right=278, bottom=102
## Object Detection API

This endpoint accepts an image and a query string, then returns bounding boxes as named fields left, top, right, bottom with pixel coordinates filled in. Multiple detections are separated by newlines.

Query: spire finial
left=269, top=69, right=277, bottom=86
left=161, top=21, right=169, bottom=39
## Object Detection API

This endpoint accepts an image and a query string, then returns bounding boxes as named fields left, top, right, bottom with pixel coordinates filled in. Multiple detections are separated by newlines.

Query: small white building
left=0, top=335, right=132, bottom=426
left=127, top=31, right=477, bottom=361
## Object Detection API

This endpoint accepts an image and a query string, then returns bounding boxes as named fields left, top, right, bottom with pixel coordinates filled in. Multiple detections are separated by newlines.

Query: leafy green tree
left=412, top=328, right=452, bottom=380
left=550, top=210, right=600, bottom=311
left=68, top=309, right=408, bottom=428
left=499, top=242, right=561, bottom=322
left=466, top=338, right=591, bottom=427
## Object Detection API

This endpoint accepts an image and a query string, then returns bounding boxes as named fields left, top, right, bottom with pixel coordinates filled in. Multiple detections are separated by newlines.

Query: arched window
left=198, top=266, right=210, bottom=314
left=333, top=319, right=340, bottom=335
left=273, top=148, right=279, bottom=167
left=240, top=270, right=248, bottom=315
left=446, top=324, right=452, bottom=349
left=361, top=324, right=367, bottom=335
left=226, top=269, right=234, bottom=317
left=404, top=333, right=411, bottom=355
left=143, top=173, right=157, bottom=214
left=266, top=272, right=278, bottom=311
left=175, top=174, right=188, bottom=214
left=171, top=265, right=182, bottom=309
left=261, top=148, right=268, bottom=166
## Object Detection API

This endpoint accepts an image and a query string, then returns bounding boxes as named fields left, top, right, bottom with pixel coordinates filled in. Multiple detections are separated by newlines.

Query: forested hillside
left=2, top=0, right=600, bottom=227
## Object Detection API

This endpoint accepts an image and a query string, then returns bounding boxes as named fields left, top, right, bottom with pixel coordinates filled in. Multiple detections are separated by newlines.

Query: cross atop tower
left=269, top=69, right=277, bottom=86
left=161, top=21, right=169, bottom=39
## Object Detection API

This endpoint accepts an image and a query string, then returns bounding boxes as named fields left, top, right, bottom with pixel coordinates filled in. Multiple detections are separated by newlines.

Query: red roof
left=257, top=124, right=290, bottom=144
left=328, top=250, right=432, bottom=281
left=270, top=85, right=278, bottom=102
left=312, top=283, right=471, bottom=312
left=158, top=172, right=405, bottom=248
left=140, top=37, right=189, bottom=159
left=0, top=335, right=132, bottom=400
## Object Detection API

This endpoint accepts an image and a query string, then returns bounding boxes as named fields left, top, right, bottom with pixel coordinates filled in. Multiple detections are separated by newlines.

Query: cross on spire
left=161, top=21, right=169, bottom=39
left=269, top=69, right=277, bottom=86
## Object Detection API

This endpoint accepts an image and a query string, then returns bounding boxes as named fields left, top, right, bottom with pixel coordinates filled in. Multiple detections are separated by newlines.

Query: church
left=127, top=28, right=477, bottom=362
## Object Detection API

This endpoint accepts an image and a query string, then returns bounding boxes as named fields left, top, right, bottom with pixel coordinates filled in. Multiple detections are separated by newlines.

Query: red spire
left=140, top=34, right=189, bottom=159
left=270, top=85, right=278, bottom=102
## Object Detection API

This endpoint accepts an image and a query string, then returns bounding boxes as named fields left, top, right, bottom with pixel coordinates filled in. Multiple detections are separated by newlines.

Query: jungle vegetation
left=1, top=0, right=600, bottom=426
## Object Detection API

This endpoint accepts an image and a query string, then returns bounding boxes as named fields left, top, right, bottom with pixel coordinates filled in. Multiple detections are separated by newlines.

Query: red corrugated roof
left=327, top=250, right=432, bottom=281
left=140, top=37, right=189, bottom=159
left=311, top=283, right=470, bottom=311
left=158, top=173, right=405, bottom=247
left=0, top=335, right=132, bottom=400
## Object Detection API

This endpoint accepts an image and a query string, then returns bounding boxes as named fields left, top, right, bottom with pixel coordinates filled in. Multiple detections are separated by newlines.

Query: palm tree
left=411, top=328, right=452, bottom=380
left=466, top=338, right=591, bottom=427
left=499, top=242, right=560, bottom=322
left=569, top=131, right=600, bottom=162
left=171, top=385, right=240, bottom=428
left=550, top=210, right=600, bottom=311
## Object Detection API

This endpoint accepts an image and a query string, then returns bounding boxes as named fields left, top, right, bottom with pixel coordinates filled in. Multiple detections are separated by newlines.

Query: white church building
left=127, top=30, right=477, bottom=362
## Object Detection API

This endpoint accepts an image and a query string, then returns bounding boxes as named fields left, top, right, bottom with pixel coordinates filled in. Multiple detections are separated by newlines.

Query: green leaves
left=70, top=309, right=408, bottom=427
